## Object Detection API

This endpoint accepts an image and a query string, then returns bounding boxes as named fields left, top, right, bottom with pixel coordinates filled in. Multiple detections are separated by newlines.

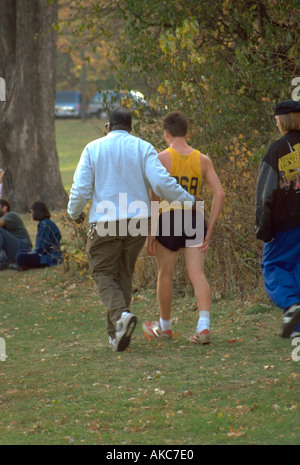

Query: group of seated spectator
left=0, top=198, right=63, bottom=272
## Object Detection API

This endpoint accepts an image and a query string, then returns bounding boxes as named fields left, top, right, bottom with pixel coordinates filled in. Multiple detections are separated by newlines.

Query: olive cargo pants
left=86, top=223, right=146, bottom=338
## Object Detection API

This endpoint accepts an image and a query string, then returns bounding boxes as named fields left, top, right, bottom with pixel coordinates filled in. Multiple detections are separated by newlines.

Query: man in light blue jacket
left=68, top=107, right=196, bottom=352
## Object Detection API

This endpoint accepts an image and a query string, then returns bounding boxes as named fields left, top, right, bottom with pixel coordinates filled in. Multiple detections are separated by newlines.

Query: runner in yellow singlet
left=168, top=146, right=203, bottom=196
left=143, top=111, right=225, bottom=345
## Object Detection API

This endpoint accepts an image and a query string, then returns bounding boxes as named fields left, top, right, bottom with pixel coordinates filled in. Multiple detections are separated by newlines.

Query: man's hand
left=197, top=229, right=212, bottom=255
left=197, top=236, right=210, bottom=255
left=146, top=234, right=156, bottom=256
left=74, top=212, right=86, bottom=224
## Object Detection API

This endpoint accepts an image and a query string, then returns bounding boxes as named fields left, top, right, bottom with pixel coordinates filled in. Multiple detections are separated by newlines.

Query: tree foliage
left=60, top=0, right=300, bottom=295
left=65, top=0, right=300, bottom=144
left=115, top=0, right=300, bottom=145
left=56, top=0, right=120, bottom=94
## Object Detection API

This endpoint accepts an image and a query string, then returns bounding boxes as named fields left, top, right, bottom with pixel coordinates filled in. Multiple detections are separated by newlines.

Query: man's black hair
left=109, top=107, right=132, bottom=131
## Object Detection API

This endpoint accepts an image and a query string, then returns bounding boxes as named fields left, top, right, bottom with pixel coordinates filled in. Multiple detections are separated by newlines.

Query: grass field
left=0, top=264, right=299, bottom=445
left=0, top=120, right=299, bottom=445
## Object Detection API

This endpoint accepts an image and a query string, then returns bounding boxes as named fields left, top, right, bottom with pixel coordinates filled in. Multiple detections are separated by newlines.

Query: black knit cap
left=109, top=107, right=132, bottom=130
left=274, top=99, right=300, bottom=115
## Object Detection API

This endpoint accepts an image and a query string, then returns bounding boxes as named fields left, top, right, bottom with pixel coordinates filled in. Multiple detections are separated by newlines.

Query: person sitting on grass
left=11, top=201, right=63, bottom=271
left=0, top=199, right=32, bottom=270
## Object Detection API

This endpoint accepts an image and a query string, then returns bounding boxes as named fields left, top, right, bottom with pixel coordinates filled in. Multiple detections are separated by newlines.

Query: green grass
left=0, top=121, right=299, bottom=445
left=56, top=118, right=105, bottom=191
left=0, top=259, right=299, bottom=445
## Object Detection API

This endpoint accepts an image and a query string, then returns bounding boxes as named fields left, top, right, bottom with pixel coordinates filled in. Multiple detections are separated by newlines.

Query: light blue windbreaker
left=67, top=130, right=195, bottom=223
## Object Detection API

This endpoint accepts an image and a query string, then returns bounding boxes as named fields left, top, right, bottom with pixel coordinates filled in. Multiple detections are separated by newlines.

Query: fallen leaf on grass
left=6, top=389, right=18, bottom=395
left=154, top=388, right=165, bottom=396
left=287, top=404, right=298, bottom=411
left=228, top=426, right=245, bottom=438
left=172, top=332, right=182, bottom=339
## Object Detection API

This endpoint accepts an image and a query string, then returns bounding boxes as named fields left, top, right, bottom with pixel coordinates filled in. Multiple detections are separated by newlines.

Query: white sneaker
left=281, top=304, right=300, bottom=338
left=108, top=336, right=115, bottom=350
left=114, top=312, right=137, bottom=352
left=290, top=331, right=300, bottom=338
left=142, top=321, right=172, bottom=340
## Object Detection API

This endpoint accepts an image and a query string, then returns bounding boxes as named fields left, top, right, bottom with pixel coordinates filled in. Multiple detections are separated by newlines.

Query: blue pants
left=261, top=227, right=300, bottom=332
left=16, top=250, right=48, bottom=268
left=0, top=228, right=31, bottom=263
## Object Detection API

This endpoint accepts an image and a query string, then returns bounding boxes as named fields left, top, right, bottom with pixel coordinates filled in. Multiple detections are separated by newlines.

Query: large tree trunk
left=0, top=0, right=68, bottom=212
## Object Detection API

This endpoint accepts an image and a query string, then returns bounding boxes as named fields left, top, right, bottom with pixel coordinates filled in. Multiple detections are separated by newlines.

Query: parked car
left=128, top=90, right=154, bottom=113
left=55, top=91, right=82, bottom=118
left=87, top=90, right=122, bottom=118
left=87, top=89, right=155, bottom=118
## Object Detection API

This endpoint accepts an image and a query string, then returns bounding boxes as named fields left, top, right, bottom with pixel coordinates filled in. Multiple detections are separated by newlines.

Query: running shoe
left=114, top=312, right=137, bottom=352
left=108, top=336, right=115, bottom=350
left=280, top=304, right=300, bottom=339
left=291, top=332, right=300, bottom=338
left=143, top=321, right=172, bottom=341
left=189, top=329, right=211, bottom=345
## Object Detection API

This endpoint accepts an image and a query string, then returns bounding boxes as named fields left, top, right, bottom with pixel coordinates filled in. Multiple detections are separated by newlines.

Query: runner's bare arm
left=198, top=154, right=225, bottom=253
left=147, top=150, right=172, bottom=255
left=150, top=150, right=172, bottom=203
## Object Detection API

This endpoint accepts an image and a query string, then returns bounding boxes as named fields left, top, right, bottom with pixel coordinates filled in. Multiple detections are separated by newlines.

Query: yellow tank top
left=168, top=147, right=202, bottom=196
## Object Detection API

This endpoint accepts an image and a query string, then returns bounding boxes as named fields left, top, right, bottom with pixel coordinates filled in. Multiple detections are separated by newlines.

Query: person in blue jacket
left=12, top=201, right=63, bottom=270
